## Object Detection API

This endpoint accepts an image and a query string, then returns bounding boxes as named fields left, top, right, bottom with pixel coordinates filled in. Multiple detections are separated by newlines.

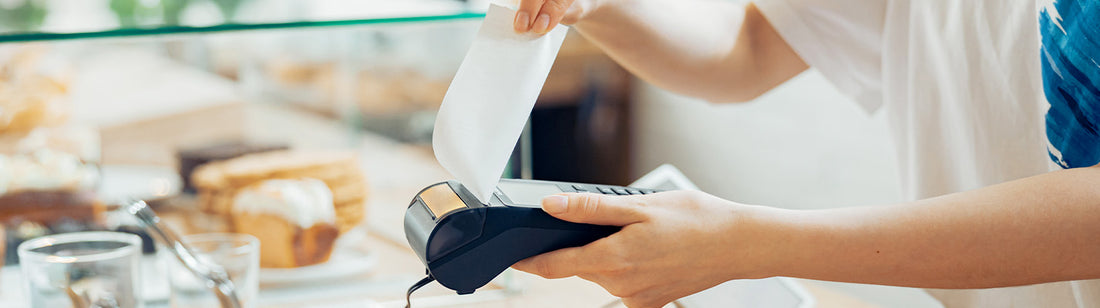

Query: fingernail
left=514, top=12, right=531, bottom=33
left=543, top=195, right=568, bottom=214
left=532, top=14, right=550, bottom=34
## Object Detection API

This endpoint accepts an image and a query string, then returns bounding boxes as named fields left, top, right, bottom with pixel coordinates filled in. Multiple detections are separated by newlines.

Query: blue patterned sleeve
left=1042, top=0, right=1100, bottom=169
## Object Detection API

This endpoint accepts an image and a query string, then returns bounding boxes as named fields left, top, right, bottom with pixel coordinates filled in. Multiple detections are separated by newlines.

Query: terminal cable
left=405, top=275, right=436, bottom=308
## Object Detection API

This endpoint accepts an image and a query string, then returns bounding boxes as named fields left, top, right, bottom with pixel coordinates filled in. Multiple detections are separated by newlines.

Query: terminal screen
left=498, top=181, right=563, bottom=206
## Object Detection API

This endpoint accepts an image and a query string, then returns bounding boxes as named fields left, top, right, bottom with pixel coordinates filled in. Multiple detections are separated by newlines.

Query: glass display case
left=0, top=0, right=636, bottom=306
left=0, top=0, right=483, bottom=41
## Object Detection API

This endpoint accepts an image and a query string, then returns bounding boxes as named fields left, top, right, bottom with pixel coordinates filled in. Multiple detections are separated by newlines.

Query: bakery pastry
left=0, top=149, right=99, bottom=195
left=176, top=141, right=289, bottom=194
left=0, top=47, right=108, bottom=265
left=0, top=190, right=103, bottom=226
left=0, top=126, right=101, bottom=163
left=192, top=150, right=368, bottom=233
left=0, top=150, right=104, bottom=259
left=190, top=150, right=369, bottom=268
left=230, top=178, right=339, bottom=268
left=0, top=58, right=71, bottom=134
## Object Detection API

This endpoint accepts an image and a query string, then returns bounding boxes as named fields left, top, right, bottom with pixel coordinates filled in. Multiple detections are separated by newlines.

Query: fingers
left=512, top=246, right=590, bottom=279
left=532, top=0, right=570, bottom=34
left=514, top=0, right=541, bottom=32
left=514, top=0, right=575, bottom=34
left=542, top=193, right=649, bottom=226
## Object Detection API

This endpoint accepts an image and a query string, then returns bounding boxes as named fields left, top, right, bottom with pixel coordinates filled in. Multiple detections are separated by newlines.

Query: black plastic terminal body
left=403, top=180, right=625, bottom=295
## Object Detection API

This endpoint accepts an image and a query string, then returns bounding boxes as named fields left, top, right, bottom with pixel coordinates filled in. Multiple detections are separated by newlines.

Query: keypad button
left=611, top=187, right=629, bottom=195
left=597, top=187, right=616, bottom=194
left=625, top=188, right=642, bottom=195
left=572, top=184, right=588, bottom=192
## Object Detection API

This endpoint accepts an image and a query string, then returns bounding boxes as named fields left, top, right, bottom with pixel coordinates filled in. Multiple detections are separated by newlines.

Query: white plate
left=259, top=232, right=378, bottom=285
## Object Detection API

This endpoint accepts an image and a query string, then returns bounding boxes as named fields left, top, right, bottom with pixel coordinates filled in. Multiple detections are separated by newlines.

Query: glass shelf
left=0, top=0, right=487, bottom=43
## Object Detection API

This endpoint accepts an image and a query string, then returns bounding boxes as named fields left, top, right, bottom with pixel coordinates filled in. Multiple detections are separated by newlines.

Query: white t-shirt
left=754, top=0, right=1100, bottom=307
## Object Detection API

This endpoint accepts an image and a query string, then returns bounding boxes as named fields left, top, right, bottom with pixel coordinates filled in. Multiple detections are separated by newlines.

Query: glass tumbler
left=18, top=231, right=144, bottom=308
left=165, top=233, right=259, bottom=308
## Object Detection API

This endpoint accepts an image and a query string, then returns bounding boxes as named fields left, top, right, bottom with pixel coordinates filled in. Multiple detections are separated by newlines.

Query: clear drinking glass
left=18, top=231, right=144, bottom=308
left=166, top=233, right=259, bottom=308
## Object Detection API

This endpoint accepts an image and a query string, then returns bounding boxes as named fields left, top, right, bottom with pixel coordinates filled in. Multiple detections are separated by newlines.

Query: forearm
left=573, top=0, right=806, bottom=102
left=751, top=166, right=1100, bottom=288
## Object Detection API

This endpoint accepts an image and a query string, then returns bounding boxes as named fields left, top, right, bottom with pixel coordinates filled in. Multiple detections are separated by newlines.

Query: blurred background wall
left=631, top=70, right=944, bottom=308
left=631, top=69, right=901, bottom=210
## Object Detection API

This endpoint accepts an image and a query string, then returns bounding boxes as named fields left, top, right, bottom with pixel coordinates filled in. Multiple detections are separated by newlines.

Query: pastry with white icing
left=231, top=178, right=340, bottom=268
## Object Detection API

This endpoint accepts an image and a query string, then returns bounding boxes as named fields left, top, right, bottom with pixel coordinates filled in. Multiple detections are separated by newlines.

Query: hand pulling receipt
left=407, top=4, right=568, bottom=307
left=432, top=4, right=568, bottom=204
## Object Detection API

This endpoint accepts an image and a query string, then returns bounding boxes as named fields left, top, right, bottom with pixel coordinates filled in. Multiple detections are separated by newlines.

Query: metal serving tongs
left=123, top=199, right=243, bottom=308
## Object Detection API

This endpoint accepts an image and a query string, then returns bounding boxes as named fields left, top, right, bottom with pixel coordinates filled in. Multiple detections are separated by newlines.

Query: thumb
left=541, top=193, right=648, bottom=226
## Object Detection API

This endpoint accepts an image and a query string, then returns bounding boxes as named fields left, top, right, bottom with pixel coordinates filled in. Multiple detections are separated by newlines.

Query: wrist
left=720, top=203, right=803, bottom=280
left=566, top=0, right=605, bottom=28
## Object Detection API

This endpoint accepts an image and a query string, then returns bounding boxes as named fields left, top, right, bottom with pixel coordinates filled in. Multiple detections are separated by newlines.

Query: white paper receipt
left=432, top=4, right=569, bottom=203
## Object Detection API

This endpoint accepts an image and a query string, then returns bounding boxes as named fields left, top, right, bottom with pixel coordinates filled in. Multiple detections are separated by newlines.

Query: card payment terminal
left=403, top=179, right=661, bottom=295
